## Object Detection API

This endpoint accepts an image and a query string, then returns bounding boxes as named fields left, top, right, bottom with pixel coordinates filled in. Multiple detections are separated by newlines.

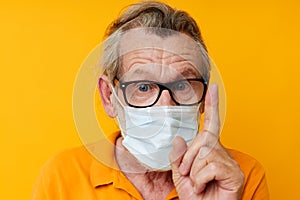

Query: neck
left=115, top=136, right=174, bottom=199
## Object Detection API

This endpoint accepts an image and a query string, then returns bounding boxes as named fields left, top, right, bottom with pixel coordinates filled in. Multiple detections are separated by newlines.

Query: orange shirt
left=31, top=132, right=269, bottom=199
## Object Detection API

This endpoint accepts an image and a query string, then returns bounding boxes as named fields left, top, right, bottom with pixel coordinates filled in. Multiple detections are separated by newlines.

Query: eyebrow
left=178, top=66, right=201, bottom=78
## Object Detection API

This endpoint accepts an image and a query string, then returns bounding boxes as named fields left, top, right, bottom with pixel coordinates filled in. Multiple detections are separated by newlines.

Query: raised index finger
left=177, top=84, right=221, bottom=175
left=203, top=83, right=221, bottom=136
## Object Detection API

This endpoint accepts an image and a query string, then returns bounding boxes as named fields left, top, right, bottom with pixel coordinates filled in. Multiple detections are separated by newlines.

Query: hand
left=170, top=84, right=244, bottom=200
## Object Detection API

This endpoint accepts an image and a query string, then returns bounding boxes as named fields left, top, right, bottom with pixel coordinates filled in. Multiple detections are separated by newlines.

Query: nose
left=155, top=90, right=177, bottom=106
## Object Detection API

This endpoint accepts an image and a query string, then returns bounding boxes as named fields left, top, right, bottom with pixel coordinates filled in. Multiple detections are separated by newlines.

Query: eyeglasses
left=114, top=78, right=208, bottom=108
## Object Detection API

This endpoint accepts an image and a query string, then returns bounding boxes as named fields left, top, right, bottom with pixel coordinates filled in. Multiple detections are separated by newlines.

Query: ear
left=98, top=75, right=117, bottom=118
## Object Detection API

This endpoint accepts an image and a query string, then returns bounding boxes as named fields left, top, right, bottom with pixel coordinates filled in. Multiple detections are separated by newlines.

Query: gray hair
left=100, top=0, right=210, bottom=83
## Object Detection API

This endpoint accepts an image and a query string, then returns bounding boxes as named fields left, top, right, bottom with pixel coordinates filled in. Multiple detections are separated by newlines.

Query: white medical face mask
left=112, top=86, right=200, bottom=171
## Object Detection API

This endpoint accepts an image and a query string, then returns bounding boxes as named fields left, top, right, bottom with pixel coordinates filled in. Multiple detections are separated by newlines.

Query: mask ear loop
left=110, top=84, right=126, bottom=107
left=110, top=84, right=128, bottom=137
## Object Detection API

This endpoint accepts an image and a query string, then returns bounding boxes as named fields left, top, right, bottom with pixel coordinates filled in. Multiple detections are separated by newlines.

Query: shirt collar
left=88, top=131, right=179, bottom=199
left=88, top=131, right=144, bottom=199
left=89, top=131, right=120, bottom=187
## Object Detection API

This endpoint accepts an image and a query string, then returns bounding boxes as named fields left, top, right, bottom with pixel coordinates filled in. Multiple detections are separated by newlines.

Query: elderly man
left=32, top=1, right=269, bottom=199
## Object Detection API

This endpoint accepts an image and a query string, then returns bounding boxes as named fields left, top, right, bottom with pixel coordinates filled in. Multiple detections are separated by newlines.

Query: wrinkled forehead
left=118, top=28, right=206, bottom=79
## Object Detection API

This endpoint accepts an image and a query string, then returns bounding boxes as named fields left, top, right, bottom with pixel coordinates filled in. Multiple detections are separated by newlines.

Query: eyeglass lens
left=123, top=79, right=205, bottom=107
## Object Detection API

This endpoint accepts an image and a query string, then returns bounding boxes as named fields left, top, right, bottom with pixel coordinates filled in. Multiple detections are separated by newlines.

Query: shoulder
left=36, top=133, right=119, bottom=184
left=228, top=149, right=262, bottom=166
left=227, top=148, right=265, bottom=175
left=31, top=146, right=95, bottom=199
left=43, top=146, right=93, bottom=171
left=36, top=146, right=95, bottom=187
left=227, top=149, right=270, bottom=199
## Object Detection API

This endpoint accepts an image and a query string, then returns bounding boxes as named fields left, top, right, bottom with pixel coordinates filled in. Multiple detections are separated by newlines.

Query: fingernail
left=198, top=146, right=209, bottom=159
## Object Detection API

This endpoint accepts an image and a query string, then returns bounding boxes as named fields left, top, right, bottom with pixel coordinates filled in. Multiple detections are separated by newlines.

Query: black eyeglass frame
left=114, top=78, right=208, bottom=108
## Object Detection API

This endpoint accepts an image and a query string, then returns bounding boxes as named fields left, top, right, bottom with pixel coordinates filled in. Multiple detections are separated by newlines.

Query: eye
left=138, top=84, right=150, bottom=92
left=174, top=82, right=187, bottom=91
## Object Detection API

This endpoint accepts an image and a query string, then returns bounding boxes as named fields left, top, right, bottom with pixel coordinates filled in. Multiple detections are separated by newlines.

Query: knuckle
left=208, top=162, right=218, bottom=171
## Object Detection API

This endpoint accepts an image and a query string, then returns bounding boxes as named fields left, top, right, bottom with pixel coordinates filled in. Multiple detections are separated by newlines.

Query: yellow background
left=1, top=0, right=299, bottom=199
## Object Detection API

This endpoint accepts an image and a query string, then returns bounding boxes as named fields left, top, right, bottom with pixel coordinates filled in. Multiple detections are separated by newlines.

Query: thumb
left=169, top=136, right=187, bottom=180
